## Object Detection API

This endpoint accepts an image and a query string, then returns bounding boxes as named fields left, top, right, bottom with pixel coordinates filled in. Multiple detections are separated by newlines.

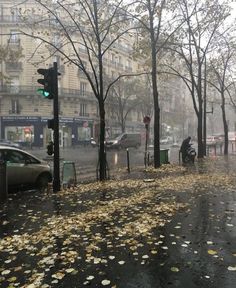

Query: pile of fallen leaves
left=1, top=159, right=236, bottom=287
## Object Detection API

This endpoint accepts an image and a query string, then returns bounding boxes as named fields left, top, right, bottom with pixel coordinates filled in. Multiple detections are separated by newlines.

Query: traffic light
left=37, top=68, right=54, bottom=99
left=47, top=119, right=54, bottom=130
left=47, top=141, right=54, bottom=156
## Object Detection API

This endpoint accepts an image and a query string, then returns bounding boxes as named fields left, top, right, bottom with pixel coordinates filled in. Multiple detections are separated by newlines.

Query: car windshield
left=114, top=134, right=123, bottom=140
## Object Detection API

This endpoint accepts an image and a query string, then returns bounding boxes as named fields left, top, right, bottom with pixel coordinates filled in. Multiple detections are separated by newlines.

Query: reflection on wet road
left=1, top=156, right=236, bottom=287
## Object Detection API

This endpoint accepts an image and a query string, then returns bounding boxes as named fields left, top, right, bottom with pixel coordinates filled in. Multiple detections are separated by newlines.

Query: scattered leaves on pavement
left=1, top=159, right=236, bottom=287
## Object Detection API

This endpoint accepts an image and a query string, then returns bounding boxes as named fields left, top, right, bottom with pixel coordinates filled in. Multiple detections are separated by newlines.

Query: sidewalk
left=1, top=155, right=236, bottom=288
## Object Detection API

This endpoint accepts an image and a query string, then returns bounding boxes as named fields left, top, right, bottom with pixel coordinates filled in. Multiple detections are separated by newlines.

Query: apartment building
left=0, top=0, right=145, bottom=147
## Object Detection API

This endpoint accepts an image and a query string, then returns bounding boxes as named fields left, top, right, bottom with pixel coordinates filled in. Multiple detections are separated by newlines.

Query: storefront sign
left=2, top=116, right=39, bottom=122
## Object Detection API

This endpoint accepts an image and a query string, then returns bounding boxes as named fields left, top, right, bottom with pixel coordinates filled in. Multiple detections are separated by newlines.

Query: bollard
left=126, top=149, right=130, bottom=173
left=0, top=160, right=8, bottom=203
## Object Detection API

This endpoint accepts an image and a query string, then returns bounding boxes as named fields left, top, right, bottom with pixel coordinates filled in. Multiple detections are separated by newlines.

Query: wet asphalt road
left=0, top=156, right=236, bottom=287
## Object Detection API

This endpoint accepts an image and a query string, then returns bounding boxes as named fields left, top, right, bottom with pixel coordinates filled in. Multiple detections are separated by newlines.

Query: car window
left=0, top=150, right=5, bottom=161
left=6, top=150, right=40, bottom=164
left=24, top=154, right=40, bottom=164
left=6, top=150, right=26, bottom=164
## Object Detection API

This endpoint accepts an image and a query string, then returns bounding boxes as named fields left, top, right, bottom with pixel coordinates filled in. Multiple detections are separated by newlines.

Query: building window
left=79, top=43, right=86, bottom=53
left=111, top=53, right=117, bottom=65
left=9, top=30, right=20, bottom=44
left=125, top=60, right=132, bottom=72
left=52, top=35, right=60, bottom=48
left=11, top=99, right=20, bottom=114
left=9, top=77, right=19, bottom=94
left=10, top=8, right=19, bottom=22
left=80, top=103, right=87, bottom=116
left=80, top=82, right=87, bottom=97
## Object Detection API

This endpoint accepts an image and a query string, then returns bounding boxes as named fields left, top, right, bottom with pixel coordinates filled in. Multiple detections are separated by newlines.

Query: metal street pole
left=53, top=62, right=60, bottom=192
left=203, top=56, right=207, bottom=156
left=143, top=116, right=151, bottom=168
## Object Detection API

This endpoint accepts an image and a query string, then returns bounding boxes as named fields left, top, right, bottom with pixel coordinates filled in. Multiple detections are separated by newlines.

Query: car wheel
left=36, top=174, right=51, bottom=192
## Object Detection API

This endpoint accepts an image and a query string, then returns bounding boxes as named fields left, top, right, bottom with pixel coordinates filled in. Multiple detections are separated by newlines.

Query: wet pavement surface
left=0, top=155, right=236, bottom=287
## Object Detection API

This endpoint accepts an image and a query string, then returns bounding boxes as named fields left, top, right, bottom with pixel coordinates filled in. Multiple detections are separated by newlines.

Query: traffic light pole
left=52, top=62, right=60, bottom=192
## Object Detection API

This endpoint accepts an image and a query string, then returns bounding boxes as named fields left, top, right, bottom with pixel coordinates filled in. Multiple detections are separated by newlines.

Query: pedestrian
left=180, top=136, right=191, bottom=163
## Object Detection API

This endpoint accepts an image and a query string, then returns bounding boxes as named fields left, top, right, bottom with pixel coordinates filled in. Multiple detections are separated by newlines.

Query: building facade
left=0, top=0, right=194, bottom=148
left=0, top=0, right=146, bottom=147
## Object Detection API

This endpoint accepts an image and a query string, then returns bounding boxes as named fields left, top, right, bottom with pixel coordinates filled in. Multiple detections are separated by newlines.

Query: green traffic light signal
left=37, top=68, right=54, bottom=99
left=37, top=88, right=50, bottom=98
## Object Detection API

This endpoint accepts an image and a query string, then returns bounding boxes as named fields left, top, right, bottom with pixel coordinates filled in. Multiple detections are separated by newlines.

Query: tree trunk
left=121, top=118, right=125, bottom=133
left=99, top=102, right=107, bottom=180
left=203, top=57, right=207, bottom=156
left=150, top=14, right=160, bottom=168
left=153, top=84, right=160, bottom=168
left=221, top=95, right=228, bottom=155
left=197, top=99, right=204, bottom=158
left=197, top=67, right=204, bottom=158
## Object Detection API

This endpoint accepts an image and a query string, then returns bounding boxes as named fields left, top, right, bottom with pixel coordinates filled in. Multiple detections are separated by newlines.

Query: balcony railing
left=125, top=66, right=132, bottom=72
left=79, top=112, right=90, bottom=117
left=0, top=15, right=21, bottom=23
left=5, top=62, right=23, bottom=72
left=0, top=85, right=95, bottom=100
left=0, top=15, right=60, bottom=28
left=8, top=38, right=21, bottom=47
left=9, top=109, right=20, bottom=115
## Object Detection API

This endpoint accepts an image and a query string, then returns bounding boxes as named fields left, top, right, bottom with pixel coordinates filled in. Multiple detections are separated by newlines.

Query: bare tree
left=107, top=78, right=143, bottom=133
left=208, top=35, right=236, bottom=154
left=17, top=0, right=137, bottom=180
left=162, top=0, right=231, bottom=158
left=127, top=0, right=182, bottom=168
left=137, top=74, right=154, bottom=119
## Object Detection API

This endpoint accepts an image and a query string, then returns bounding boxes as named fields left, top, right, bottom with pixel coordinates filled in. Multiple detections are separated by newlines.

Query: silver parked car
left=0, top=145, right=52, bottom=191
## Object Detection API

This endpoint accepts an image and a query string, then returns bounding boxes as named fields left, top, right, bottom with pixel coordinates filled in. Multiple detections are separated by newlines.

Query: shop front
left=0, top=116, right=95, bottom=148
left=0, top=116, right=43, bottom=147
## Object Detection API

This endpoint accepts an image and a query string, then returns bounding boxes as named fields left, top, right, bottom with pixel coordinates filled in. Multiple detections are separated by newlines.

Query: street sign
left=143, top=115, right=151, bottom=124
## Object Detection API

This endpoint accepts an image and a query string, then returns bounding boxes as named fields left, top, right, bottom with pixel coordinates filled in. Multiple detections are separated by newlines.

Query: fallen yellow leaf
left=207, top=249, right=217, bottom=255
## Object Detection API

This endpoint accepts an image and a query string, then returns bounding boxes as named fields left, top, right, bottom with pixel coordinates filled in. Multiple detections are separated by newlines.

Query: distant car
left=206, top=135, right=223, bottom=145
left=171, top=142, right=180, bottom=148
left=105, top=133, right=141, bottom=149
left=13, top=140, right=32, bottom=149
left=0, top=145, right=52, bottom=191
left=0, top=139, right=22, bottom=149
left=160, top=136, right=172, bottom=145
